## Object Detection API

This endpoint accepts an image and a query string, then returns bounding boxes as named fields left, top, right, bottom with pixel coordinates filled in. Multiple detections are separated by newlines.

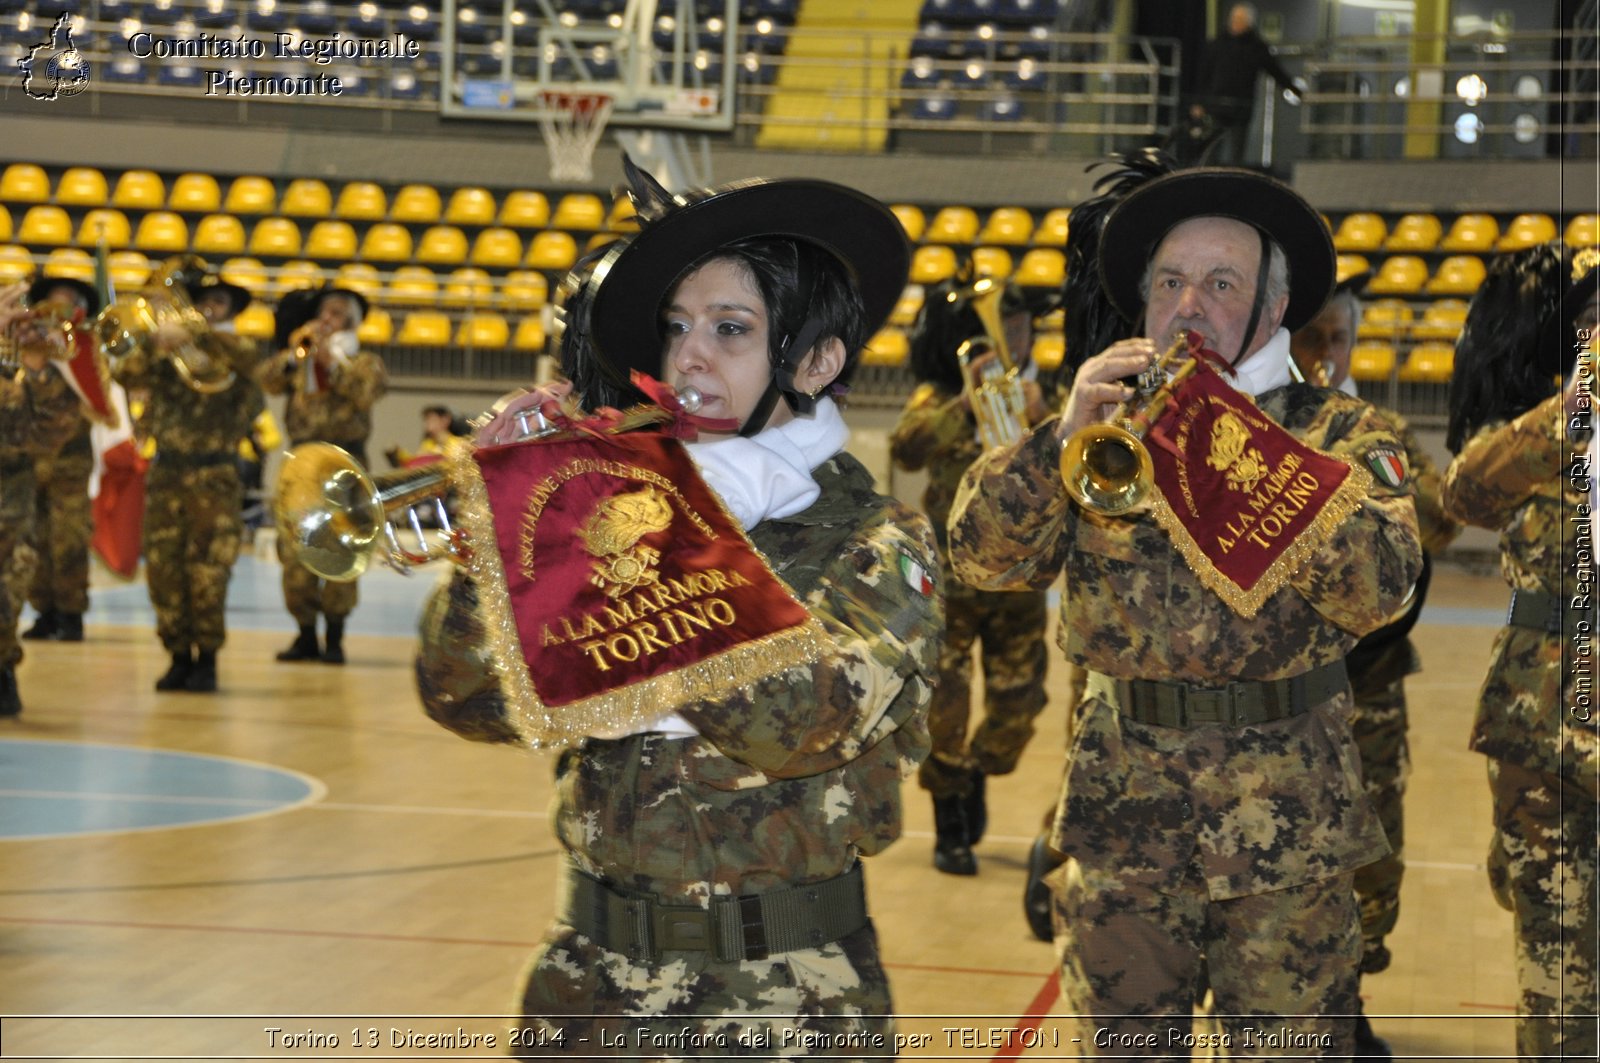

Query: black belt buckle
left=737, top=895, right=769, bottom=961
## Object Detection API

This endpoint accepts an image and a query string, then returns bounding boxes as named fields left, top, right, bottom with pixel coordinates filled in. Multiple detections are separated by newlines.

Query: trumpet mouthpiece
left=676, top=386, right=703, bottom=414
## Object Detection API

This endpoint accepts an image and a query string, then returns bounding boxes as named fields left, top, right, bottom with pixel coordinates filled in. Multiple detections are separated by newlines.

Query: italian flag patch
left=1364, top=445, right=1408, bottom=489
left=899, top=553, right=934, bottom=597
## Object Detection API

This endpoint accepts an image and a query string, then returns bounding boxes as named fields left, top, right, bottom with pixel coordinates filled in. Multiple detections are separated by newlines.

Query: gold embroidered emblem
left=1574, top=247, right=1600, bottom=284
left=1207, top=410, right=1269, bottom=493
left=580, top=485, right=674, bottom=597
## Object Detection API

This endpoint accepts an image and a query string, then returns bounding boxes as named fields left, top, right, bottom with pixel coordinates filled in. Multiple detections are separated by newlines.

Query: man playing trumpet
left=949, top=169, right=1422, bottom=1056
left=260, top=285, right=387, bottom=665
left=110, top=259, right=262, bottom=693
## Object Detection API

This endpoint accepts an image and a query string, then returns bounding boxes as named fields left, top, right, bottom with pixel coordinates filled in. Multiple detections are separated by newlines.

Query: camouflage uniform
left=1441, top=391, right=1599, bottom=1061
left=417, top=452, right=940, bottom=1057
left=28, top=418, right=92, bottom=619
left=112, top=331, right=262, bottom=655
left=949, top=384, right=1422, bottom=1057
left=889, top=383, right=1048, bottom=797
left=257, top=345, right=387, bottom=625
left=1346, top=405, right=1461, bottom=974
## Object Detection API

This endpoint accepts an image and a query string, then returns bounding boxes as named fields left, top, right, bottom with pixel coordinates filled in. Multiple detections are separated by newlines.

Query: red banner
left=1144, top=366, right=1372, bottom=618
left=54, top=329, right=119, bottom=427
left=449, top=425, right=826, bottom=748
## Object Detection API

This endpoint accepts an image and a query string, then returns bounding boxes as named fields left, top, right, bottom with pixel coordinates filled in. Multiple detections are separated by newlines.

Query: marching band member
left=1441, top=243, right=1598, bottom=1062
left=109, top=258, right=263, bottom=693
left=948, top=168, right=1422, bottom=1056
left=260, top=285, right=387, bottom=665
left=416, top=163, right=940, bottom=1055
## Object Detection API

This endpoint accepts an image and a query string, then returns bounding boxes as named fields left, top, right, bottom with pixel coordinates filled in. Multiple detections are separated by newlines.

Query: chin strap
left=1233, top=228, right=1273, bottom=367
left=740, top=250, right=827, bottom=437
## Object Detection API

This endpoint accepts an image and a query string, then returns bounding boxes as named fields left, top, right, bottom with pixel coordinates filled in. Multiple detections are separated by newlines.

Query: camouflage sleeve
left=947, top=415, right=1073, bottom=591
left=207, top=331, right=260, bottom=377
left=413, top=571, right=522, bottom=746
left=1288, top=403, right=1422, bottom=637
left=679, top=512, right=941, bottom=780
left=331, top=351, right=387, bottom=411
left=0, top=372, right=25, bottom=452
left=254, top=348, right=295, bottom=396
left=24, top=364, right=87, bottom=456
left=888, top=384, right=969, bottom=473
left=1441, top=392, right=1565, bottom=530
left=1390, top=410, right=1462, bottom=555
left=109, top=334, right=160, bottom=390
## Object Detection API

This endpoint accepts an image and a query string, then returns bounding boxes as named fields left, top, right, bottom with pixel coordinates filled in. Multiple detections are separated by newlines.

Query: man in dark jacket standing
left=1191, top=3, right=1299, bottom=166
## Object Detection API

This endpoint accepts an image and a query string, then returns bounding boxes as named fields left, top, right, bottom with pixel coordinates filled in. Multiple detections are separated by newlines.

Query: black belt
left=1088, top=658, right=1349, bottom=729
left=558, top=861, right=868, bottom=965
left=1506, top=589, right=1561, bottom=635
left=150, top=450, right=236, bottom=470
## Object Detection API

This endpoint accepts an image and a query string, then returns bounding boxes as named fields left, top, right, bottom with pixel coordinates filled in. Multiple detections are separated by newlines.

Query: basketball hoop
left=538, top=90, right=614, bottom=183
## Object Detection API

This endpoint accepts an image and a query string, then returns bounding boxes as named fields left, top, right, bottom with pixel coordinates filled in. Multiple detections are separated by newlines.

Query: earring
left=809, top=384, right=824, bottom=398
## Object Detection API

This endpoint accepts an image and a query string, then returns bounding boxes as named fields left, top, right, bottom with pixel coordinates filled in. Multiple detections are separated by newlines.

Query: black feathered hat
left=271, top=285, right=370, bottom=351
left=186, top=274, right=252, bottom=319
left=1564, top=245, right=1600, bottom=331
left=27, top=275, right=100, bottom=317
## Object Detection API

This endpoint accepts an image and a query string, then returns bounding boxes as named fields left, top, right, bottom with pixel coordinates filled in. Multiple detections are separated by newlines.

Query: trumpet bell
left=274, top=443, right=386, bottom=581
left=1059, top=422, right=1153, bottom=516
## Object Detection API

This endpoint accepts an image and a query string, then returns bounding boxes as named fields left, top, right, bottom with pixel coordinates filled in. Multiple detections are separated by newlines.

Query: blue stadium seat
left=743, top=24, right=788, bottom=53
left=297, top=1, right=338, bottom=34
left=103, top=55, right=148, bottom=84
left=1002, top=60, right=1046, bottom=92
left=345, top=10, right=386, bottom=37
left=998, top=0, right=1058, bottom=23
left=980, top=94, right=1025, bottom=121
left=246, top=5, right=289, bottom=31
left=454, top=6, right=492, bottom=45
left=387, top=68, right=425, bottom=100
left=141, top=3, right=186, bottom=25
left=1011, top=25, right=1053, bottom=59
left=336, top=71, right=371, bottom=97
left=753, top=0, right=799, bottom=18
left=97, top=0, right=137, bottom=19
left=158, top=63, right=205, bottom=88
left=738, top=54, right=777, bottom=84
left=396, top=10, right=438, bottom=40
left=902, top=56, right=944, bottom=91
left=922, top=0, right=982, bottom=23
left=951, top=61, right=990, bottom=91
left=911, top=95, right=958, bottom=121
left=911, top=25, right=957, bottom=58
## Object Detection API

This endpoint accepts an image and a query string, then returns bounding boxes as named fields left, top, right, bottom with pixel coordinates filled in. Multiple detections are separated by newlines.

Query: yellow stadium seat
left=358, top=222, right=413, bottom=262
left=281, top=179, right=334, bottom=218
left=18, top=205, right=73, bottom=246
left=498, top=190, right=550, bottom=229
left=501, top=270, right=549, bottom=313
left=246, top=217, right=301, bottom=257
left=0, top=245, right=33, bottom=283
left=1349, top=341, right=1397, bottom=382
left=1357, top=298, right=1413, bottom=340
left=1382, top=213, right=1441, bottom=252
left=112, top=171, right=168, bottom=210
left=55, top=166, right=108, bottom=207
left=192, top=213, right=247, bottom=255
left=444, top=186, right=497, bottom=226
left=305, top=220, right=358, bottom=261
left=43, top=247, right=95, bottom=282
left=1565, top=213, right=1600, bottom=248
left=457, top=312, right=510, bottom=348
left=470, top=227, right=523, bottom=269
left=1496, top=212, right=1557, bottom=251
left=1365, top=255, right=1428, bottom=295
left=387, top=265, right=440, bottom=306
left=0, top=206, right=9, bottom=244
left=605, top=196, right=638, bottom=233
left=889, top=284, right=924, bottom=328
left=1035, top=207, right=1070, bottom=248
left=416, top=225, right=469, bottom=266
left=357, top=307, right=393, bottom=345
left=220, top=257, right=267, bottom=290
left=1335, top=253, right=1371, bottom=281
left=442, top=267, right=494, bottom=309
left=1439, top=213, right=1499, bottom=252
left=1332, top=212, right=1387, bottom=252
left=925, top=206, right=979, bottom=245
left=1036, top=306, right=1065, bottom=333
left=1410, top=298, right=1469, bottom=343
left=970, top=246, right=1013, bottom=280
left=168, top=173, right=222, bottom=213
left=1398, top=341, right=1455, bottom=383
left=395, top=310, right=452, bottom=345
left=107, top=250, right=152, bottom=290
left=276, top=259, right=326, bottom=296
left=910, top=244, right=957, bottom=284
left=233, top=301, right=276, bottom=339
left=332, top=262, right=382, bottom=300
left=74, top=208, right=132, bottom=248
left=585, top=232, right=621, bottom=256
left=862, top=328, right=909, bottom=367
left=1015, top=247, right=1065, bottom=288
left=1426, top=254, right=1486, bottom=295
left=979, top=207, right=1034, bottom=246
left=334, top=181, right=388, bottom=221
left=133, top=211, right=189, bottom=253
left=1032, top=331, right=1065, bottom=372
left=551, top=193, right=604, bottom=231
left=391, top=184, right=443, bottom=223
left=889, top=204, right=925, bottom=244
left=526, top=230, right=578, bottom=271
left=512, top=315, right=547, bottom=350
left=222, top=175, right=276, bottom=215
left=1, top=164, right=51, bottom=204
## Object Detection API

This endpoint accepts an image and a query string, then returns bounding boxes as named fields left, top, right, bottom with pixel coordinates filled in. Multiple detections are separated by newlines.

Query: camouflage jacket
left=949, top=382, right=1422, bottom=899
left=416, top=451, right=941, bottom=902
left=1441, top=392, right=1598, bottom=782
left=0, top=364, right=87, bottom=468
left=112, top=331, right=264, bottom=460
left=888, top=383, right=981, bottom=556
left=257, top=347, right=387, bottom=447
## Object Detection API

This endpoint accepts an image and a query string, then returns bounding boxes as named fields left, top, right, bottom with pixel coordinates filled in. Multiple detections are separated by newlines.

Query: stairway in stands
left=754, top=0, right=923, bottom=153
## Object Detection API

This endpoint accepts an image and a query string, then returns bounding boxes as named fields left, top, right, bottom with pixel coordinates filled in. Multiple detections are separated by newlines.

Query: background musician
left=110, top=259, right=262, bottom=693
left=949, top=168, right=1422, bottom=1056
left=260, top=285, right=387, bottom=665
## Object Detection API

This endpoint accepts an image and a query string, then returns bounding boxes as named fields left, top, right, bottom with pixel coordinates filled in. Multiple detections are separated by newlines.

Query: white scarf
left=1226, top=328, right=1294, bottom=398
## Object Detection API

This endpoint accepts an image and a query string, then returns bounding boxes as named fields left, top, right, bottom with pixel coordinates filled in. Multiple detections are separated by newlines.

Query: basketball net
left=538, top=90, right=614, bottom=183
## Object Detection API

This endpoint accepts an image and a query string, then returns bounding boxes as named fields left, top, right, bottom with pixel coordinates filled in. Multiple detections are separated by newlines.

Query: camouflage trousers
left=143, top=462, right=243, bottom=653
left=514, top=921, right=895, bottom=1059
left=919, top=579, right=1049, bottom=797
left=1486, top=758, right=1599, bottom=1062
left=1349, top=678, right=1409, bottom=974
left=1051, top=856, right=1359, bottom=1059
left=275, top=531, right=358, bottom=625
left=0, top=462, right=37, bottom=669
left=29, top=447, right=92, bottom=615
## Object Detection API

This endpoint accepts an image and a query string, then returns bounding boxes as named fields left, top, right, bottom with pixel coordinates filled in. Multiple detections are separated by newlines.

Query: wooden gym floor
left=0, top=549, right=1526, bottom=1060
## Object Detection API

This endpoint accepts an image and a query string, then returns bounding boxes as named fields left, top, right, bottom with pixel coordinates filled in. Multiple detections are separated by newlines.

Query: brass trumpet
left=1059, top=332, right=1199, bottom=516
left=956, top=278, right=1029, bottom=450
left=0, top=302, right=81, bottom=373
left=95, top=255, right=236, bottom=395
